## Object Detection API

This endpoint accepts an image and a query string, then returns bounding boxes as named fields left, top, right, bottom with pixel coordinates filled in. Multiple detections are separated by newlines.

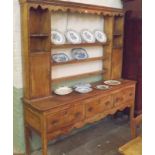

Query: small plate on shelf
left=52, top=53, right=69, bottom=63
left=104, top=80, right=121, bottom=86
left=75, top=87, right=93, bottom=94
left=65, top=30, right=81, bottom=44
left=81, top=29, right=95, bottom=43
left=51, top=30, right=66, bottom=45
left=54, top=86, right=73, bottom=95
left=71, top=48, right=88, bottom=60
left=96, top=84, right=110, bottom=90
left=94, top=30, right=107, bottom=43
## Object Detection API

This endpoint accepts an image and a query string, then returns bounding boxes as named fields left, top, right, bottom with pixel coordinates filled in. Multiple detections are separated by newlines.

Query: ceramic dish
left=96, top=84, right=110, bottom=90
left=81, top=30, right=95, bottom=43
left=71, top=48, right=88, bottom=60
left=54, top=86, right=73, bottom=95
left=75, top=87, right=93, bottom=94
left=51, top=30, right=66, bottom=45
left=94, top=30, right=107, bottom=43
left=104, top=80, right=121, bottom=85
left=52, top=53, right=69, bottom=63
left=73, top=82, right=91, bottom=89
left=65, top=30, right=81, bottom=44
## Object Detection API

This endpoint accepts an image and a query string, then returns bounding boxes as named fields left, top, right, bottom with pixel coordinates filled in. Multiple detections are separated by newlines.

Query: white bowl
left=75, top=87, right=93, bottom=94
left=73, top=82, right=91, bottom=89
left=54, top=87, right=73, bottom=95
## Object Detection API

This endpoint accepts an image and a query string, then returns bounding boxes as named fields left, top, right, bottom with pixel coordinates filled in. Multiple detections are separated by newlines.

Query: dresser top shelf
left=19, top=0, right=124, bottom=16
left=24, top=79, right=136, bottom=112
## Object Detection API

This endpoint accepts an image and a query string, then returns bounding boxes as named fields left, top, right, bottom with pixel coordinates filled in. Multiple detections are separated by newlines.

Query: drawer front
left=113, top=87, right=135, bottom=106
left=47, top=104, right=84, bottom=132
left=86, top=96, right=112, bottom=118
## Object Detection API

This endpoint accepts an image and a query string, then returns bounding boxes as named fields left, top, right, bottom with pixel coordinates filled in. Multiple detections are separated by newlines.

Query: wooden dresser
left=19, top=0, right=136, bottom=154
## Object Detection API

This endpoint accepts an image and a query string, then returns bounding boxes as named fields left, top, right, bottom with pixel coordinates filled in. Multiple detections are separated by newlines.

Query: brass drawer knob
left=88, top=107, right=93, bottom=112
left=75, top=112, right=81, bottom=117
left=105, top=101, right=110, bottom=106
left=115, top=97, right=123, bottom=102
left=51, top=120, right=59, bottom=125
left=129, top=93, right=133, bottom=96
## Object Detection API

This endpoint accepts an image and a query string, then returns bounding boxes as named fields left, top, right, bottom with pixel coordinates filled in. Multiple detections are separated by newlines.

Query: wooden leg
left=25, top=126, right=31, bottom=155
left=41, top=133, right=48, bottom=155
left=130, top=106, right=136, bottom=139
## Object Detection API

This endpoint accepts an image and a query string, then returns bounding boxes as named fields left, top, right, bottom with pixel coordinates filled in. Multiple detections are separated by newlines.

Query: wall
left=13, top=0, right=122, bottom=153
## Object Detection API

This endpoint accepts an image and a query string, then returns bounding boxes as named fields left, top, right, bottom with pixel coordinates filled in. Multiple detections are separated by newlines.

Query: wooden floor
left=32, top=115, right=141, bottom=155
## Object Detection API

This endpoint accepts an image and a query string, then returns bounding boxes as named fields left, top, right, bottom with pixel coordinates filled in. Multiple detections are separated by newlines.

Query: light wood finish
left=119, top=136, right=142, bottom=155
left=111, top=48, right=123, bottom=79
left=51, top=42, right=109, bottom=49
left=19, top=0, right=124, bottom=16
left=30, top=54, right=51, bottom=98
left=103, top=16, right=114, bottom=80
left=111, top=16, right=124, bottom=79
left=131, top=114, right=142, bottom=139
left=19, top=1, right=136, bottom=155
left=52, top=56, right=105, bottom=66
left=52, top=70, right=104, bottom=83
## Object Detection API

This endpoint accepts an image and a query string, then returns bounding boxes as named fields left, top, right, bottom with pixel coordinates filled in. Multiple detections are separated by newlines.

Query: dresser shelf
left=52, top=56, right=105, bottom=66
left=52, top=70, right=104, bottom=83
left=51, top=42, right=109, bottom=49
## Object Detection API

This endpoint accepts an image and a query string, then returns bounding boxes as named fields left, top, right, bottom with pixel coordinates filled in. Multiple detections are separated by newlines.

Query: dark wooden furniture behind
left=19, top=0, right=136, bottom=155
left=122, top=12, right=142, bottom=115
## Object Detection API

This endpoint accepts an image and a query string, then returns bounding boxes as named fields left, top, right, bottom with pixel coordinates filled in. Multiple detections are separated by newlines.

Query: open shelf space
left=52, top=70, right=104, bottom=83
left=51, top=42, right=109, bottom=49
left=52, top=56, right=105, bottom=66
left=29, top=6, right=50, bottom=34
left=30, top=37, right=50, bottom=53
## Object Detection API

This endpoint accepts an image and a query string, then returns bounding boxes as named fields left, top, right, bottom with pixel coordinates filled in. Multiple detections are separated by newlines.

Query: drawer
left=86, top=96, right=112, bottom=118
left=113, top=87, right=135, bottom=106
left=46, top=104, right=84, bottom=132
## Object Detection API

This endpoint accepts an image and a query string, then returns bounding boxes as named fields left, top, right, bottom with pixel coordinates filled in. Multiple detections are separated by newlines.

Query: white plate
left=94, top=30, right=107, bottom=43
left=66, top=30, right=81, bottom=44
left=51, top=30, right=66, bottom=45
left=96, top=85, right=110, bottom=90
left=52, top=53, right=69, bottom=63
left=81, top=30, right=95, bottom=43
left=54, top=86, right=72, bottom=95
left=71, top=48, right=88, bottom=60
left=104, top=80, right=121, bottom=85
left=75, top=87, right=93, bottom=93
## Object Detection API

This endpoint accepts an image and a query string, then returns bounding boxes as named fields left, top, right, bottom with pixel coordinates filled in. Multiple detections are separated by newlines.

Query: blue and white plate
left=75, top=87, right=93, bottom=94
left=65, top=30, right=81, bottom=44
left=73, top=82, right=91, bottom=89
left=51, top=30, right=66, bottom=45
left=81, top=30, right=95, bottom=43
left=71, top=48, right=88, bottom=60
left=94, top=30, right=107, bottom=43
left=52, top=53, right=69, bottom=63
